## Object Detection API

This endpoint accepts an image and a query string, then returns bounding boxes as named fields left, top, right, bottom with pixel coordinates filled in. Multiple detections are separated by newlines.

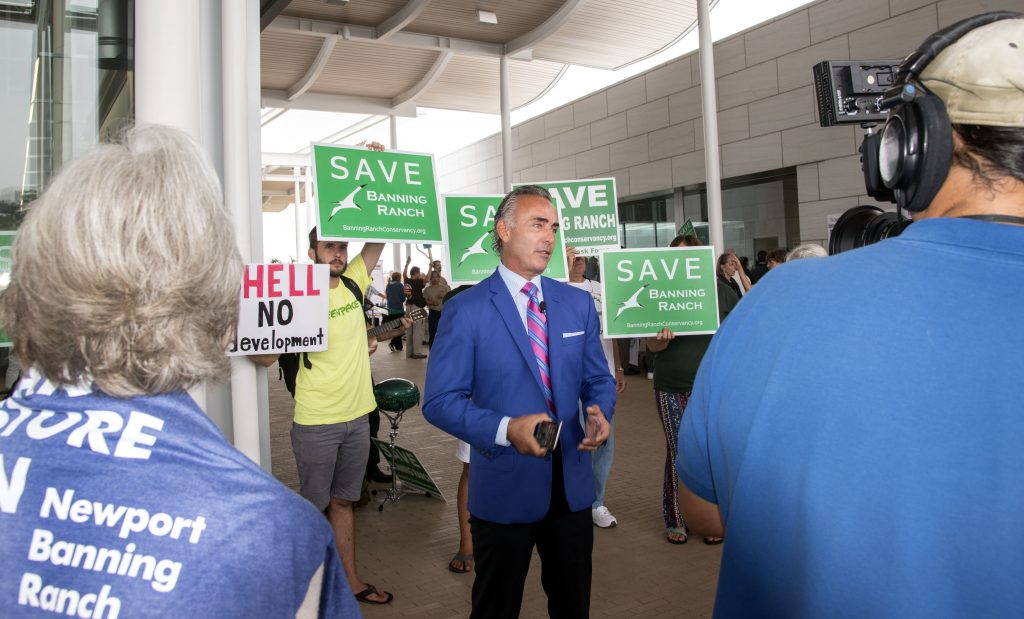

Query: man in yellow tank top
left=255, top=228, right=409, bottom=606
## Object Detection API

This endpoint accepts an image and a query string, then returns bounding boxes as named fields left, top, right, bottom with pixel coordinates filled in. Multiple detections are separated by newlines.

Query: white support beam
left=286, top=38, right=336, bottom=101
left=263, top=152, right=310, bottom=167
left=223, top=0, right=267, bottom=466
left=260, top=107, right=287, bottom=127
left=505, top=0, right=585, bottom=57
left=519, top=64, right=569, bottom=108
left=697, top=0, right=724, bottom=255
left=261, top=89, right=417, bottom=116
left=267, top=15, right=504, bottom=58
left=392, top=50, right=452, bottom=107
left=262, top=173, right=310, bottom=182
left=378, top=0, right=432, bottom=40
left=500, top=55, right=512, bottom=193
left=315, top=114, right=388, bottom=150
left=293, top=166, right=303, bottom=263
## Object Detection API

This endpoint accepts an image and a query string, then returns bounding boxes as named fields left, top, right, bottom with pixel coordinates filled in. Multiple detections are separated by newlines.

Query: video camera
left=813, top=60, right=911, bottom=255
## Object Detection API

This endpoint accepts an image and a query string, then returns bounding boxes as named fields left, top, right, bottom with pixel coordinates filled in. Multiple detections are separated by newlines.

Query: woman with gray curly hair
left=0, top=126, right=358, bottom=618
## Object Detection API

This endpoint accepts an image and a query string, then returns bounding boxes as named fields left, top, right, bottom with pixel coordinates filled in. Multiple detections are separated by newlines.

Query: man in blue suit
left=423, top=185, right=616, bottom=618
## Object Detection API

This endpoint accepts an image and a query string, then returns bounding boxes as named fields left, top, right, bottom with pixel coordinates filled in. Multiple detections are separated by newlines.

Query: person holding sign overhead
left=252, top=228, right=409, bottom=607
left=0, top=126, right=359, bottom=618
left=423, top=184, right=616, bottom=619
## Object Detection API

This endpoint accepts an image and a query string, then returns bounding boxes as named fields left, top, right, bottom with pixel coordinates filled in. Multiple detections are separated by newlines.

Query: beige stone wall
left=437, top=0, right=1021, bottom=245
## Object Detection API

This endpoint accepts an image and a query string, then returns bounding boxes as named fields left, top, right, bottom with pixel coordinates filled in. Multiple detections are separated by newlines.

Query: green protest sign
left=677, top=218, right=710, bottom=245
left=0, top=232, right=13, bottom=347
left=678, top=218, right=696, bottom=237
left=442, top=194, right=568, bottom=284
left=599, top=247, right=720, bottom=338
left=311, top=144, right=444, bottom=243
left=513, top=178, right=619, bottom=256
left=444, top=195, right=502, bottom=285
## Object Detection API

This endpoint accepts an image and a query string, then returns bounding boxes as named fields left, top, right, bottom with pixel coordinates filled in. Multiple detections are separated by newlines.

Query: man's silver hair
left=785, top=243, right=828, bottom=261
left=491, top=185, right=554, bottom=255
left=0, top=125, right=242, bottom=397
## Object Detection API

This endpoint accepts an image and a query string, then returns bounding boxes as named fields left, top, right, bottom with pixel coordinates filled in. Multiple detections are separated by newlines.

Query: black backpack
left=278, top=275, right=364, bottom=398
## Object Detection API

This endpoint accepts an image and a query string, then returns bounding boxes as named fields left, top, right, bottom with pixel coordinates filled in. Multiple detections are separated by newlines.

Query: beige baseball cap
left=920, top=18, right=1024, bottom=127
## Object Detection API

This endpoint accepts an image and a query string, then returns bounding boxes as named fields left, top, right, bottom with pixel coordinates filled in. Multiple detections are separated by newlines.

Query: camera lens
left=862, top=210, right=911, bottom=244
left=828, top=205, right=911, bottom=255
left=879, top=119, right=905, bottom=187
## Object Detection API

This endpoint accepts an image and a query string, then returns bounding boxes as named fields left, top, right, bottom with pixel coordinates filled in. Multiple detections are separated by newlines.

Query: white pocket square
left=562, top=331, right=585, bottom=338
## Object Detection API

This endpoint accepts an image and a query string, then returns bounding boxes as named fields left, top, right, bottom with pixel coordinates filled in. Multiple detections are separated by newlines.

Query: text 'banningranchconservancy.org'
left=342, top=224, right=428, bottom=235
left=568, top=234, right=617, bottom=244
left=624, top=320, right=707, bottom=329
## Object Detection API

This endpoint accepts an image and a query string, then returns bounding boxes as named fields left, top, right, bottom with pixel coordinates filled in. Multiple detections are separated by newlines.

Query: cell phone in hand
left=533, top=420, right=562, bottom=451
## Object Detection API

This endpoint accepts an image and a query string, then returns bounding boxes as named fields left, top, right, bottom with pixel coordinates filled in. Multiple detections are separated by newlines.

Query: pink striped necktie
left=522, top=282, right=554, bottom=413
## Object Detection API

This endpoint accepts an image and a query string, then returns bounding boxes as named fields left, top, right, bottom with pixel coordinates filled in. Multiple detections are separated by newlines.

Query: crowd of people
left=1, top=14, right=1022, bottom=618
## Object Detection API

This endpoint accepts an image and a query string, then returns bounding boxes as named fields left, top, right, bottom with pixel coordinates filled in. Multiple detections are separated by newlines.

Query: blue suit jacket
left=422, top=270, right=616, bottom=524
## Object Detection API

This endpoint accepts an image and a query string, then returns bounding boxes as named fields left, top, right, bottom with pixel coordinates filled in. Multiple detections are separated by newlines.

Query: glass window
left=618, top=193, right=673, bottom=247
left=655, top=221, right=677, bottom=247
left=679, top=170, right=799, bottom=258
left=622, top=222, right=656, bottom=248
left=0, top=0, right=133, bottom=370
left=1, top=0, right=133, bottom=221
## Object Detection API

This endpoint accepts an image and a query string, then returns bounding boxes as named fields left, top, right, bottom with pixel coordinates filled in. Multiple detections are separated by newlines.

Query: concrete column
left=135, top=0, right=215, bottom=417
left=136, top=0, right=270, bottom=467
left=294, top=166, right=304, bottom=262
left=697, top=0, right=724, bottom=255
left=302, top=165, right=313, bottom=262
left=135, top=1, right=203, bottom=137
left=390, top=116, right=402, bottom=272
left=500, top=55, right=512, bottom=193
left=222, top=0, right=267, bottom=467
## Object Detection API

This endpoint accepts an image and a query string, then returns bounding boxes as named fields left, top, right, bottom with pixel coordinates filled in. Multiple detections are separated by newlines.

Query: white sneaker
left=591, top=506, right=617, bottom=528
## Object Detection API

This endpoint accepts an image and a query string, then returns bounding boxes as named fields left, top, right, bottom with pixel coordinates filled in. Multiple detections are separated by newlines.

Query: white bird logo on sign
left=459, top=232, right=491, bottom=265
left=328, top=184, right=367, bottom=220
left=615, top=284, right=648, bottom=319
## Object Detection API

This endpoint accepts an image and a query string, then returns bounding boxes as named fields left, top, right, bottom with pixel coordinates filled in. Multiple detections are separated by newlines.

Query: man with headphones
left=674, top=13, right=1024, bottom=617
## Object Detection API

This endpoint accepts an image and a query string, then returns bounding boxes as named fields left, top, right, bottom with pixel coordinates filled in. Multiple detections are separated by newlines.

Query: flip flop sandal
left=354, top=584, right=394, bottom=605
left=448, top=553, right=474, bottom=573
left=666, top=527, right=688, bottom=544
left=703, top=536, right=724, bottom=545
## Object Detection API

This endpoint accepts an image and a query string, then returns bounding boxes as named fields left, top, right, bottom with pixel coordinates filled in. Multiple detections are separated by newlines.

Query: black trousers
left=365, top=409, right=381, bottom=473
left=427, top=309, right=442, bottom=346
left=469, top=448, right=593, bottom=619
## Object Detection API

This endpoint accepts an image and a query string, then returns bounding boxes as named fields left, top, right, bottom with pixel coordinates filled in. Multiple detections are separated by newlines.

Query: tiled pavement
left=268, top=345, right=721, bottom=618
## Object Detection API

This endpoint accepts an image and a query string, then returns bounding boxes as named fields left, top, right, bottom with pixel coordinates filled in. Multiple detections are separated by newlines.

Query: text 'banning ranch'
left=2, top=406, right=211, bottom=618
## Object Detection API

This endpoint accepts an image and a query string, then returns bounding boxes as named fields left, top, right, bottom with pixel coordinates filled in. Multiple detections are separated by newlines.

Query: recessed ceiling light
left=477, top=10, right=497, bottom=25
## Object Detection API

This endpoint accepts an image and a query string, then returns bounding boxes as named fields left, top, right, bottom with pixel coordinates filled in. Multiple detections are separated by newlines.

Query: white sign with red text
left=227, top=263, right=329, bottom=356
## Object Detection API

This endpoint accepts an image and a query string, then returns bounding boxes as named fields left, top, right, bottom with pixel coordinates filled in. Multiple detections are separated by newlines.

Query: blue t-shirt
left=678, top=218, right=1024, bottom=618
left=0, top=368, right=360, bottom=618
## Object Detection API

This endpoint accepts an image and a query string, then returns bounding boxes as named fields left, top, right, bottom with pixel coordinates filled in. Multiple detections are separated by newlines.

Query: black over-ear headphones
left=870, top=11, right=1021, bottom=213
